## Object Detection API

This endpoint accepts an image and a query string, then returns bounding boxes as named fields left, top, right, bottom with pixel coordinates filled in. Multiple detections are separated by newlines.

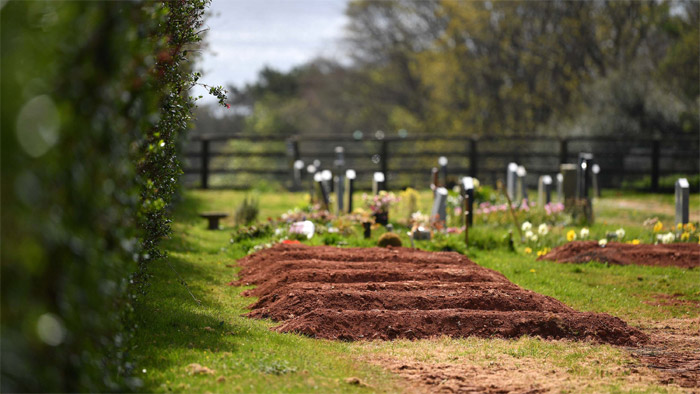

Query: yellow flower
left=681, top=232, right=690, bottom=241
left=524, top=247, right=532, bottom=254
left=536, top=247, right=551, bottom=257
left=529, top=269, right=536, bottom=273
left=683, top=222, right=696, bottom=232
left=631, top=239, right=640, bottom=245
left=566, top=230, right=577, bottom=242
left=677, top=223, right=683, bottom=230
left=653, top=221, right=663, bottom=233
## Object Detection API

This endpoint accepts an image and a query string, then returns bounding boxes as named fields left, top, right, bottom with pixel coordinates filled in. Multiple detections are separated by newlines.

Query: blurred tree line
left=198, top=0, right=698, bottom=140
left=1, top=0, right=222, bottom=391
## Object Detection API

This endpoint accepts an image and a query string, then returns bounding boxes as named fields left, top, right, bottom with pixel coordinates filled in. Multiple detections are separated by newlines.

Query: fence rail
left=182, top=133, right=699, bottom=191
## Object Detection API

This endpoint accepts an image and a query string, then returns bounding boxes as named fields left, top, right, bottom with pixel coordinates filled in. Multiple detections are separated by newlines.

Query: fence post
left=651, top=138, right=660, bottom=192
left=381, top=139, right=389, bottom=190
left=559, top=139, right=568, bottom=165
left=200, top=139, right=209, bottom=189
left=470, top=137, right=478, bottom=179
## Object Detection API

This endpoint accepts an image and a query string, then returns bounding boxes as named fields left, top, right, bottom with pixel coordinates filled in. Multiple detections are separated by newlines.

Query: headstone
left=591, top=164, right=601, bottom=197
left=431, top=187, right=448, bottom=225
left=438, top=156, right=448, bottom=186
left=293, top=160, right=304, bottom=190
left=314, top=172, right=329, bottom=209
left=372, top=172, right=385, bottom=195
left=306, top=164, right=317, bottom=203
left=461, top=176, right=475, bottom=226
left=321, top=169, right=333, bottom=197
left=506, top=162, right=518, bottom=200
left=675, top=178, right=689, bottom=225
left=334, top=175, right=344, bottom=214
left=538, top=175, right=553, bottom=207
left=560, top=164, right=577, bottom=208
left=556, top=173, right=564, bottom=202
left=516, top=165, right=528, bottom=202
left=576, top=152, right=594, bottom=199
left=346, top=169, right=356, bottom=213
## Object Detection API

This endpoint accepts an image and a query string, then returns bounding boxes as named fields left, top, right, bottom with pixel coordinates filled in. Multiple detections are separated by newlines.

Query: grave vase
left=373, top=211, right=389, bottom=226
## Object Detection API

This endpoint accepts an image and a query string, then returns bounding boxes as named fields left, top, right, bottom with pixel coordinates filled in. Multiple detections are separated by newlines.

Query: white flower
left=538, top=223, right=549, bottom=236
left=530, top=234, right=538, bottom=242
left=598, top=238, right=608, bottom=247
left=615, top=228, right=625, bottom=239
left=521, top=221, right=532, bottom=232
left=525, top=230, right=534, bottom=240
left=580, top=228, right=589, bottom=239
left=661, top=232, right=675, bottom=244
left=473, top=178, right=480, bottom=188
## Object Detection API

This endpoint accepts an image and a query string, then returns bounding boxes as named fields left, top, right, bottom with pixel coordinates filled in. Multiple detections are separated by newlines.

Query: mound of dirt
left=538, top=241, right=700, bottom=268
left=233, top=244, right=647, bottom=345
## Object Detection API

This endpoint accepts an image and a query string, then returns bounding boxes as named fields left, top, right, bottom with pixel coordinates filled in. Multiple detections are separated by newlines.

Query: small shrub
left=235, top=196, right=259, bottom=225
left=323, top=233, right=341, bottom=245
left=378, top=232, right=403, bottom=247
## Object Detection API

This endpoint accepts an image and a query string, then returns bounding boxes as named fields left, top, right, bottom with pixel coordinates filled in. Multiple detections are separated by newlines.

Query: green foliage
left=322, top=232, right=342, bottom=245
left=235, top=196, right=260, bottom=226
left=1, top=2, right=162, bottom=391
left=377, top=232, right=403, bottom=247
left=230, top=223, right=273, bottom=244
left=1, top=0, right=221, bottom=391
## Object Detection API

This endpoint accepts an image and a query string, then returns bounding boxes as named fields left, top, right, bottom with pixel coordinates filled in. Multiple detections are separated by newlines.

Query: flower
left=580, top=228, right=589, bottom=239
left=615, top=228, right=625, bottom=239
left=282, top=239, right=301, bottom=244
left=683, top=222, right=696, bottom=232
left=631, top=239, right=640, bottom=245
left=681, top=232, right=690, bottom=241
left=525, top=230, right=536, bottom=242
left=538, top=224, right=549, bottom=236
left=598, top=238, right=608, bottom=247
left=566, top=230, right=577, bottom=242
left=677, top=223, right=683, bottom=230
left=660, top=232, right=675, bottom=244
left=524, top=247, right=532, bottom=254
left=536, top=247, right=551, bottom=257
left=225, top=103, right=231, bottom=109
left=529, top=269, right=536, bottom=273
left=653, top=221, right=663, bottom=233
left=521, top=221, right=532, bottom=232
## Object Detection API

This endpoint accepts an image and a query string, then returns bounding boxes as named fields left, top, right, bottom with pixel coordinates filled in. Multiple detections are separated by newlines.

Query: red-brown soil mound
left=233, top=244, right=647, bottom=345
left=538, top=241, right=700, bottom=268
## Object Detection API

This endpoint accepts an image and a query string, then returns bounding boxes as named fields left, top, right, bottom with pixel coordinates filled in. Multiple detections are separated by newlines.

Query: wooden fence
left=182, top=133, right=699, bottom=192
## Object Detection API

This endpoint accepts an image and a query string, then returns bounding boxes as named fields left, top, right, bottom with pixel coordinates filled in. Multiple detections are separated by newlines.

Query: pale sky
left=192, top=0, right=350, bottom=103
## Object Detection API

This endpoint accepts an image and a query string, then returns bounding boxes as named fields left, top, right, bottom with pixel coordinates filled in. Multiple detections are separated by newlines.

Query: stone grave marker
left=592, top=163, right=601, bottom=197
left=306, top=164, right=317, bottom=203
left=461, top=176, right=474, bottom=226
left=538, top=175, right=553, bottom=207
left=314, top=172, right=330, bottom=209
left=346, top=169, right=356, bottom=213
left=506, top=162, right=518, bottom=200
left=373, top=172, right=385, bottom=195
left=334, top=174, right=344, bottom=214
left=676, top=178, right=689, bottom=225
left=438, top=156, right=448, bottom=185
left=560, top=164, right=577, bottom=208
left=293, top=159, right=304, bottom=190
left=516, top=165, right=528, bottom=202
left=431, top=187, right=448, bottom=225
left=556, top=173, right=563, bottom=202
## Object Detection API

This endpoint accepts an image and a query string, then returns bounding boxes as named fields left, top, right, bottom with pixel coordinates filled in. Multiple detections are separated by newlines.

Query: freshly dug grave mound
left=234, top=244, right=646, bottom=345
left=538, top=241, right=700, bottom=268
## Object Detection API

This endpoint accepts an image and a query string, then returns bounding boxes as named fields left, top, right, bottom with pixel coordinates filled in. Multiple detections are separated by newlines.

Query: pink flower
left=225, top=103, right=231, bottom=109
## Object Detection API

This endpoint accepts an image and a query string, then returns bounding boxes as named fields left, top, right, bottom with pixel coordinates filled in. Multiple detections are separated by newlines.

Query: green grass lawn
left=131, top=189, right=699, bottom=393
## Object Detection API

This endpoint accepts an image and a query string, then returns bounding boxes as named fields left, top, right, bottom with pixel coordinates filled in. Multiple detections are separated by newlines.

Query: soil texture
left=233, top=244, right=646, bottom=345
left=538, top=241, right=699, bottom=268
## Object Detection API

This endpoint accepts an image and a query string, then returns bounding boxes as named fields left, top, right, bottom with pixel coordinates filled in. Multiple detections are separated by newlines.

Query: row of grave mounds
left=232, top=243, right=647, bottom=346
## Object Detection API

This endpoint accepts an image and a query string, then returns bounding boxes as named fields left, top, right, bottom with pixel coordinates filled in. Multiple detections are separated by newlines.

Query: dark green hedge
left=1, top=1, right=218, bottom=391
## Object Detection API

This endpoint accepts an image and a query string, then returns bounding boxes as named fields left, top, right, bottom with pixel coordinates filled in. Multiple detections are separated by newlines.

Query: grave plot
left=539, top=241, right=700, bottom=268
left=232, top=243, right=647, bottom=345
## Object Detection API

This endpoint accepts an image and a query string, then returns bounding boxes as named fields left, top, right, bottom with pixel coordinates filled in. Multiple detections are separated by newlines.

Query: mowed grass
left=131, top=189, right=699, bottom=393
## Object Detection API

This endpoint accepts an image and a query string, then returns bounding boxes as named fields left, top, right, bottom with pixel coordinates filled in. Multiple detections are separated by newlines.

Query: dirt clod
left=235, top=244, right=646, bottom=345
